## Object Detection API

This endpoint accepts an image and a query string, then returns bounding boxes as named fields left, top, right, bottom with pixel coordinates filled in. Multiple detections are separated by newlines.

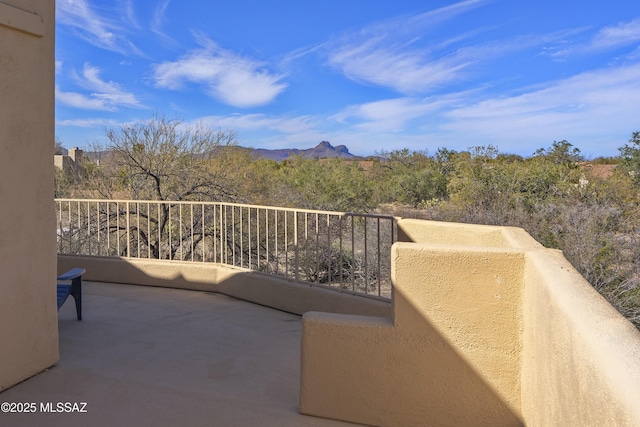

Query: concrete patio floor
left=0, top=282, right=361, bottom=426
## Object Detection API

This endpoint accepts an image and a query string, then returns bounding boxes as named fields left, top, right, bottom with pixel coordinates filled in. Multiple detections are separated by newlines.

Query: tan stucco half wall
left=301, top=219, right=640, bottom=426
left=397, top=217, right=542, bottom=249
left=521, top=248, right=640, bottom=426
left=57, top=255, right=391, bottom=318
left=0, top=0, right=57, bottom=391
left=301, top=244, right=526, bottom=426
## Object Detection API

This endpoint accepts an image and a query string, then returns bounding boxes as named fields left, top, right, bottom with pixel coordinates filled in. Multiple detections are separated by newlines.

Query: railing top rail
left=343, top=212, right=398, bottom=221
left=54, top=198, right=399, bottom=221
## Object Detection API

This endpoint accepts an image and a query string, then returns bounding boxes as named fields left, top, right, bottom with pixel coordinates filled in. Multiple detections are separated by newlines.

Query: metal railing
left=55, top=199, right=397, bottom=299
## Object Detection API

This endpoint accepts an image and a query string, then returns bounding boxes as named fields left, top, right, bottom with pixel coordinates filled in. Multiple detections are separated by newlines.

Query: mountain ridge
left=66, top=141, right=365, bottom=162
left=249, top=141, right=361, bottom=161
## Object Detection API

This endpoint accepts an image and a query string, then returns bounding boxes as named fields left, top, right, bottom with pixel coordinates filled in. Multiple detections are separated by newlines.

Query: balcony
left=3, top=3, right=640, bottom=425
left=2, top=198, right=640, bottom=426
left=1, top=281, right=356, bottom=426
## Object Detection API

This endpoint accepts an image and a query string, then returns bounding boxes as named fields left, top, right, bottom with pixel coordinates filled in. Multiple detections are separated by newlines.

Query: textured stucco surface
left=0, top=0, right=58, bottom=391
left=397, top=217, right=542, bottom=249
left=58, top=255, right=391, bottom=318
left=300, top=244, right=525, bottom=426
left=301, top=218, right=640, bottom=426
left=397, top=218, right=508, bottom=246
left=521, top=249, right=640, bottom=426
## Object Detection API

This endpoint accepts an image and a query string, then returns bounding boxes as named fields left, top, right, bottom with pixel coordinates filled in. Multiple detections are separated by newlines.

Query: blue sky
left=55, top=0, right=640, bottom=158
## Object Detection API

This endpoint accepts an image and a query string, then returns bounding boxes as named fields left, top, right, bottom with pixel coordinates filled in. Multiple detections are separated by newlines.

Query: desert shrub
left=58, top=122, right=640, bottom=328
left=273, top=157, right=376, bottom=212
left=370, top=149, right=448, bottom=207
left=414, top=141, right=640, bottom=329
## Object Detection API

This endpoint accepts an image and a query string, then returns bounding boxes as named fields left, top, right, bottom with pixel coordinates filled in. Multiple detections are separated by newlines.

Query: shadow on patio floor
left=1, top=282, right=359, bottom=427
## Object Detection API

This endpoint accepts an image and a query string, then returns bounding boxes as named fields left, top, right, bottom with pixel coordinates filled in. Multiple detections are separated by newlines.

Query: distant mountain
left=250, top=141, right=361, bottom=161
left=72, top=141, right=364, bottom=163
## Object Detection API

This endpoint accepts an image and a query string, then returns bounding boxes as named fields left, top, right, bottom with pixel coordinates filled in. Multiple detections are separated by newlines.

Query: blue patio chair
left=57, top=268, right=86, bottom=321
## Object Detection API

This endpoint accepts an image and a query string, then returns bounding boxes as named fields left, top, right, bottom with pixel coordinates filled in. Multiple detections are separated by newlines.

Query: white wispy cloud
left=326, top=0, right=489, bottom=94
left=361, top=0, right=489, bottom=38
left=57, top=64, right=143, bottom=111
left=438, top=63, right=640, bottom=154
left=153, top=36, right=287, bottom=107
left=550, top=18, right=640, bottom=58
left=591, top=18, right=640, bottom=50
left=192, top=114, right=316, bottom=134
left=56, top=0, right=143, bottom=56
left=198, top=62, right=640, bottom=156
left=151, top=0, right=175, bottom=44
left=56, top=118, right=120, bottom=128
left=56, top=86, right=114, bottom=111
left=332, top=97, right=446, bottom=132
left=330, top=40, right=473, bottom=95
left=120, top=0, right=140, bottom=29
left=331, top=31, right=567, bottom=96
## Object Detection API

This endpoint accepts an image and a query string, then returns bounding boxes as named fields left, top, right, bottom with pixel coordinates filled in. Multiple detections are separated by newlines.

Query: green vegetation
left=55, top=116, right=640, bottom=328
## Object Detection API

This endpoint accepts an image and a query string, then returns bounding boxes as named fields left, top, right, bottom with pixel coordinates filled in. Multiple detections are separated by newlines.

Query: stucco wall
left=521, top=249, right=640, bottom=426
left=57, top=255, right=391, bottom=318
left=301, top=219, right=640, bottom=426
left=0, top=0, right=57, bottom=391
left=301, top=243, right=526, bottom=426
left=397, top=217, right=541, bottom=249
